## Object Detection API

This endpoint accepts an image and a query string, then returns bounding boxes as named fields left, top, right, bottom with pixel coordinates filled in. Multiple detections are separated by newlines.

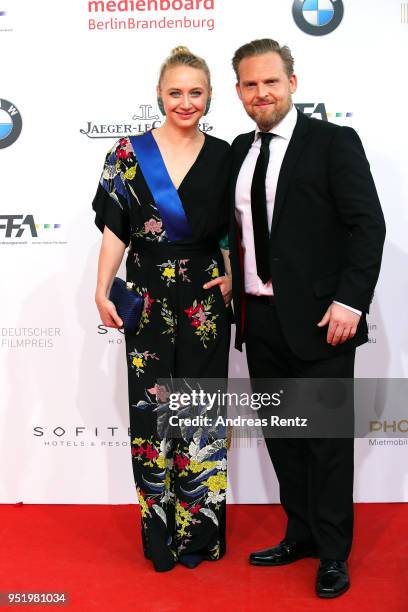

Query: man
left=229, top=39, right=385, bottom=598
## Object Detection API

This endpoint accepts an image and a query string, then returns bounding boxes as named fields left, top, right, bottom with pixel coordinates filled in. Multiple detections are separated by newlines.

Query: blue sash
left=129, top=131, right=193, bottom=241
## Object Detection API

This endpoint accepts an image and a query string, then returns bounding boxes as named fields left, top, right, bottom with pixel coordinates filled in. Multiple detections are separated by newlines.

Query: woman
left=93, top=47, right=231, bottom=572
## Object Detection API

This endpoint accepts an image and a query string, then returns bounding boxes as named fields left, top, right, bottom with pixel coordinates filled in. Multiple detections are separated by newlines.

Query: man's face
left=236, top=52, right=297, bottom=131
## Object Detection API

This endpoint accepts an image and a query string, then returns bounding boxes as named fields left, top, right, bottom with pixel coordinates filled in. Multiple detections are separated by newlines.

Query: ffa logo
left=292, top=0, right=344, bottom=36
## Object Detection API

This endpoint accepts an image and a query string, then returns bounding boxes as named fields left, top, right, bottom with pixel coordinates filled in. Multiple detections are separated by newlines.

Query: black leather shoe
left=249, top=540, right=317, bottom=566
left=316, top=559, right=350, bottom=598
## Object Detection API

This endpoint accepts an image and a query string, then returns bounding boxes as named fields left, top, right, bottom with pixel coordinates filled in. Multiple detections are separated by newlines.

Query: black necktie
left=251, top=131, right=274, bottom=283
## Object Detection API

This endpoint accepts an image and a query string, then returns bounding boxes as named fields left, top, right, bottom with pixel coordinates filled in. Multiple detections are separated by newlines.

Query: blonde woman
left=93, top=47, right=231, bottom=572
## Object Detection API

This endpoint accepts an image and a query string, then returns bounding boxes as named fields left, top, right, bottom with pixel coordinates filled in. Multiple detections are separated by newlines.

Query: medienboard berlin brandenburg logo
left=292, top=0, right=344, bottom=36
left=0, top=99, right=22, bottom=148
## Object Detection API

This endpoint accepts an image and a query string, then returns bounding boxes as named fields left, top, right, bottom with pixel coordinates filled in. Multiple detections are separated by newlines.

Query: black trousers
left=245, top=297, right=355, bottom=561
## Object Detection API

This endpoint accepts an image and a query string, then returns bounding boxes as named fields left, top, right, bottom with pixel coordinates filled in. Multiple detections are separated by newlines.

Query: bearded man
left=229, top=38, right=385, bottom=598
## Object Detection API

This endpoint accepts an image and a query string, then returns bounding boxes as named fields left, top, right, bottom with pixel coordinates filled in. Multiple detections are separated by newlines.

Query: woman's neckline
left=150, top=128, right=208, bottom=192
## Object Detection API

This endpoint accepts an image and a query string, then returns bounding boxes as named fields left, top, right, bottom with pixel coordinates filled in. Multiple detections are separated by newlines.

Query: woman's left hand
left=203, top=275, right=232, bottom=307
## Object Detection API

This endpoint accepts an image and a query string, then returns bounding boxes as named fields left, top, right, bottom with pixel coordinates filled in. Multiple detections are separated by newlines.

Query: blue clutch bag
left=108, top=277, right=144, bottom=333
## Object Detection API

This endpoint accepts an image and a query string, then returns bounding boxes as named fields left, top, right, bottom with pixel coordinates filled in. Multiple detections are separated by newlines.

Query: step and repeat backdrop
left=1, top=1, right=407, bottom=503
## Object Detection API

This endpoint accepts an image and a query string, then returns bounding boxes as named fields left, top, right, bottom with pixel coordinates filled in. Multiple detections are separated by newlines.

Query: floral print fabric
left=92, top=133, right=231, bottom=571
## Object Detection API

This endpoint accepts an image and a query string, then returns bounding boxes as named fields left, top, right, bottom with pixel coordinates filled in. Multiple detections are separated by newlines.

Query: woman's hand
left=95, top=227, right=126, bottom=328
left=203, top=275, right=232, bottom=307
left=95, top=294, right=123, bottom=329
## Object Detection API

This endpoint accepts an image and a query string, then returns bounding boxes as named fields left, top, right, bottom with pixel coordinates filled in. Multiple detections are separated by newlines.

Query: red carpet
left=1, top=503, right=407, bottom=611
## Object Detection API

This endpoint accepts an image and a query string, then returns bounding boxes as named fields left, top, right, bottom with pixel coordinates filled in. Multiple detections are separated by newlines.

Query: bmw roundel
left=292, top=0, right=344, bottom=36
left=0, top=99, right=22, bottom=149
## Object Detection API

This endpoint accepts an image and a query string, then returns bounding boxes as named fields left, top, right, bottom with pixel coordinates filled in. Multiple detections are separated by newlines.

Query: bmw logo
left=0, top=99, right=22, bottom=149
left=292, top=0, right=344, bottom=36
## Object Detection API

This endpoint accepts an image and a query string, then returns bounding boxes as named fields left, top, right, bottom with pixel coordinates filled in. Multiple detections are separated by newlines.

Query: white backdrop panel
left=0, top=0, right=407, bottom=503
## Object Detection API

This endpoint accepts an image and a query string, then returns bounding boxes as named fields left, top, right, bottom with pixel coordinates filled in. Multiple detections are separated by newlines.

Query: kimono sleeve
left=92, top=142, right=131, bottom=247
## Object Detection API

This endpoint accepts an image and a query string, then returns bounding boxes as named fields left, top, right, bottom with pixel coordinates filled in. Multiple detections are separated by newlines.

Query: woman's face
left=158, top=65, right=211, bottom=129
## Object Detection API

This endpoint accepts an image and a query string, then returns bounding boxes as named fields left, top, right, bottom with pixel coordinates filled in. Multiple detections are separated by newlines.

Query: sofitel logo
left=34, top=426, right=130, bottom=437
left=33, top=425, right=131, bottom=447
left=98, top=324, right=125, bottom=344
left=80, top=104, right=213, bottom=139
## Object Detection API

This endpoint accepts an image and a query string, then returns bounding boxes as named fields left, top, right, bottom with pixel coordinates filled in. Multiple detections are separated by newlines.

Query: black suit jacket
left=229, top=110, right=386, bottom=360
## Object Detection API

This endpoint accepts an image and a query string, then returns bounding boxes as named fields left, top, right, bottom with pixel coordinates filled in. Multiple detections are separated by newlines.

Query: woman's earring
left=204, top=97, right=212, bottom=116
left=157, top=97, right=166, bottom=116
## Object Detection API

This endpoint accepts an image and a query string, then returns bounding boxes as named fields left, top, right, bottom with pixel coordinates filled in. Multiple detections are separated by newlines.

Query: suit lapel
left=229, top=132, right=254, bottom=341
left=231, top=132, right=254, bottom=185
left=230, top=131, right=254, bottom=233
left=270, top=110, right=310, bottom=235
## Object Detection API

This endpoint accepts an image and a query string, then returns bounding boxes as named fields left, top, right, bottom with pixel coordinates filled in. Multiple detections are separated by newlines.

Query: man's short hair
left=232, top=38, right=295, bottom=80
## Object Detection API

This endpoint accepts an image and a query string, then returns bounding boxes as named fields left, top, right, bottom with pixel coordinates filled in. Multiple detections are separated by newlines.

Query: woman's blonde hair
left=158, top=46, right=211, bottom=88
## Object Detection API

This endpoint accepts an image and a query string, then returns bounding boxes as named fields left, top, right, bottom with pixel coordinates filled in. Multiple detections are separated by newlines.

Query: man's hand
left=317, top=303, right=361, bottom=346
left=203, top=275, right=232, bottom=306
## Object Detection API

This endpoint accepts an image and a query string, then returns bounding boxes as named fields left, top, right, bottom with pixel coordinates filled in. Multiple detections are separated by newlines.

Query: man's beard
left=251, top=95, right=292, bottom=131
